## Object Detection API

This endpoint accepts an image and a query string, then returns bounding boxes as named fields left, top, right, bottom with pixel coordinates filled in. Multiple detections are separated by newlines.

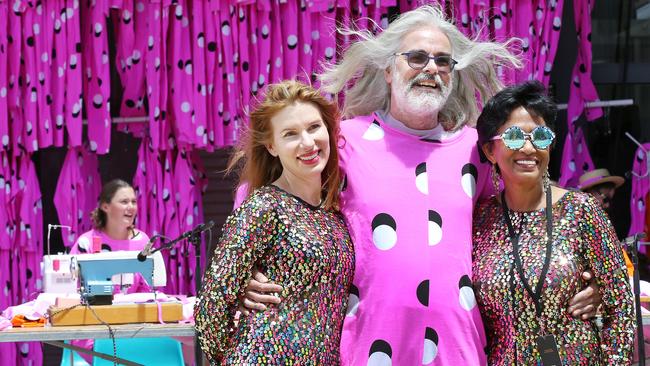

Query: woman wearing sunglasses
left=473, top=80, right=634, bottom=365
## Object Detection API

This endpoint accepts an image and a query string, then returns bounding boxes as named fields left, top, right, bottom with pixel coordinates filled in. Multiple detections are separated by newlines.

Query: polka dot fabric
left=473, top=191, right=635, bottom=365
left=337, top=113, right=491, bottom=365
left=194, top=185, right=354, bottom=364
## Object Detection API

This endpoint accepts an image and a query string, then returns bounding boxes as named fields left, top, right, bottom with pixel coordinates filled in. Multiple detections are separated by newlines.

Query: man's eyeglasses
left=491, top=125, right=556, bottom=150
left=394, top=51, right=458, bottom=72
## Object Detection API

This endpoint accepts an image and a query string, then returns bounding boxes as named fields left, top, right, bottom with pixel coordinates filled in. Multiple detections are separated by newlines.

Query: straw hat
left=578, top=168, right=625, bottom=191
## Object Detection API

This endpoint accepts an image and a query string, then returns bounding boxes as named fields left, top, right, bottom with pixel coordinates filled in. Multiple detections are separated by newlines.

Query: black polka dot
left=242, top=61, right=249, bottom=71
left=417, top=279, right=429, bottom=306
left=27, top=36, right=34, bottom=47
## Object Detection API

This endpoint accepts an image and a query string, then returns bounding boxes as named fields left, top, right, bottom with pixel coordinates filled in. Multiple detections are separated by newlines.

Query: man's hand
left=237, top=268, right=283, bottom=316
left=567, top=271, right=602, bottom=320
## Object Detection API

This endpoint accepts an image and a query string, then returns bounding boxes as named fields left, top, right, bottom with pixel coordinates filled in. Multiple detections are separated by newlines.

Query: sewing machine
left=73, top=251, right=167, bottom=305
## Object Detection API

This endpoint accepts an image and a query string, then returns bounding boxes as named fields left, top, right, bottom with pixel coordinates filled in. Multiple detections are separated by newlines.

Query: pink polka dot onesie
left=338, top=113, right=490, bottom=366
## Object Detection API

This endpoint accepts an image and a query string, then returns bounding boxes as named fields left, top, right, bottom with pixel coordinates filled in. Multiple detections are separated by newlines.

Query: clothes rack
left=557, top=98, right=634, bottom=110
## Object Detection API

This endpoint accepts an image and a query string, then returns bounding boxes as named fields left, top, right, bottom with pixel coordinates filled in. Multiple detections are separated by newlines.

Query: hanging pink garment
left=63, top=0, right=84, bottom=147
left=628, top=144, right=650, bottom=246
left=0, top=151, right=16, bottom=365
left=81, top=0, right=112, bottom=154
left=558, top=127, right=594, bottom=188
left=53, top=146, right=101, bottom=249
left=4, top=153, right=43, bottom=366
left=559, top=0, right=601, bottom=186
left=0, top=1, right=9, bottom=151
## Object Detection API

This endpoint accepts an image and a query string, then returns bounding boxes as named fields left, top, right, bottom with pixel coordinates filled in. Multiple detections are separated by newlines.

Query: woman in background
left=194, top=80, right=354, bottom=365
left=473, top=80, right=634, bottom=365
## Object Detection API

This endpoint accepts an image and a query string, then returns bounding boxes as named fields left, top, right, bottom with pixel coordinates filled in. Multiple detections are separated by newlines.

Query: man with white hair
left=241, top=5, right=599, bottom=365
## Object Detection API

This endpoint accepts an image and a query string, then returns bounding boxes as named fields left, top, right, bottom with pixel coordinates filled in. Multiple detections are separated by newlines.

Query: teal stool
left=93, top=337, right=184, bottom=366
left=59, top=341, right=91, bottom=366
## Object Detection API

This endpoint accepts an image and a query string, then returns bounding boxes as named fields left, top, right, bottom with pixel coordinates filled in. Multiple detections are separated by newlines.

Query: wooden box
left=48, top=303, right=184, bottom=326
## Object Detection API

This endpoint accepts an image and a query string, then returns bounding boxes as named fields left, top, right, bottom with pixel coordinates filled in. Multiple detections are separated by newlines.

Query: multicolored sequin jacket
left=472, top=190, right=635, bottom=365
left=194, top=185, right=354, bottom=365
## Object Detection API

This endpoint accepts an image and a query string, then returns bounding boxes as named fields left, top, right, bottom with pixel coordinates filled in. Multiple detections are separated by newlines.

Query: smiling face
left=385, top=26, right=454, bottom=125
left=483, top=107, right=551, bottom=188
left=100, top=186, right=138, bottom=231
left=266, top=101, right=330, bottom=186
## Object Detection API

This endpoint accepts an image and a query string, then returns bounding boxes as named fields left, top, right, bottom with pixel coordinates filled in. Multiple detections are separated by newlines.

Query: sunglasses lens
left=502, top=127, right=525, bottom=149
left=407, top=52, right=429, bottom=68
left=434, top=56, right=451, bottom=68
left=532, top=127, right=554, bottom=149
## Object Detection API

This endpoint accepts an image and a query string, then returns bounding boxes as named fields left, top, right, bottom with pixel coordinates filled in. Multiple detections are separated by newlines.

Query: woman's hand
left=567, top=271, right=602, bottom=319
left=237, top=268, right=283, bottom=316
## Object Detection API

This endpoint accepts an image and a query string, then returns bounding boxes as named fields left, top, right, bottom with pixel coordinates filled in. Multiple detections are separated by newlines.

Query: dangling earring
left=543, top=169, right=551, bottom=192
left=491, top=164, right=501, bottom=195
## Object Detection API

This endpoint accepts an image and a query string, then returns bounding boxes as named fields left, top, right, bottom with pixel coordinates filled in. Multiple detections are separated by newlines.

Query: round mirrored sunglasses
left=393, top=51, right=458, bottom=72
left=490, top=125, right=556, bottom=150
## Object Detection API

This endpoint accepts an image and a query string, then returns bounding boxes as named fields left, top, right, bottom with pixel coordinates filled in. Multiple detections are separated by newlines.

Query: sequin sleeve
left=194, top=191, right=284, bottom=363
left=579, top=194, right=635, bottom=364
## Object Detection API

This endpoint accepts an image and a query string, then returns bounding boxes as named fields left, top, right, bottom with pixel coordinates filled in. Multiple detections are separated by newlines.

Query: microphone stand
left=625, top=233, right=646, bottom=365
left=150, top=224, right=209, bottom=366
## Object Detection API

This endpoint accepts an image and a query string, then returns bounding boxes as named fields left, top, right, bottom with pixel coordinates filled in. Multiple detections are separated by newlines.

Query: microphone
left=181, top=221, right=215, bottom=240
left=137, top=235, right=160, bottom=262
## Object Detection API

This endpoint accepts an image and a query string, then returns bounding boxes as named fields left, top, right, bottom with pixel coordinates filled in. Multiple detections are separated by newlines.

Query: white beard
left=391, top=69, right=453, bottom=118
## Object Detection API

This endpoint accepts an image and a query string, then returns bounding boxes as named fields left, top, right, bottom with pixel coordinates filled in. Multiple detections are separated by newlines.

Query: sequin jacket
left=194, top=185, right=355, bottom=365
left=472, top=191, right=635, bottom=365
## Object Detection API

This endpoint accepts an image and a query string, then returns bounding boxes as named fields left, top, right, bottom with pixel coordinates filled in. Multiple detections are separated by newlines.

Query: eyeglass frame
left=393, top=51, right=458, bottom=72
left=490, top=125, right=556, bottom=150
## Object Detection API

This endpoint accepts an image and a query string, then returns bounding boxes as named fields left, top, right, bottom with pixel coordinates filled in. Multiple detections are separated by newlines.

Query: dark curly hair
left=476, top=80, right=557, bottom=147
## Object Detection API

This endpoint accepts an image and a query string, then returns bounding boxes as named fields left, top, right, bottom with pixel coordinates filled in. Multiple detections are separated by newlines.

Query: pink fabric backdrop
left=0, top=1, right=599, bottom=365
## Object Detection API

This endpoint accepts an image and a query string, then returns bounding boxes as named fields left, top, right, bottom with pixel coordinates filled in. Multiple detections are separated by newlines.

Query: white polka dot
left=1, top=135, right=7, bottom=146
left=132, top=50, right=141, bottom=61
left=185, top=63, right=192, bottom=75
left=251, top=33, right=257, bottom=44
left=181, top=102, right=191, bottom=113
left=346, top=293, right=359, bottom=317
left=54, top=19, right=61, bottom=31
left=325, top=47, right=334, bottom=58
left=33, top=23, right=40, bottom=35
left=423, top=339, right=438, bottom=364
left=368, top=352, right=391, bottom=366
left=303, top=44, right=311, bottom=54
left=222, top=23, right=231, bottom=36
left=362, top=122, right=384, bottom=141
left=66, top=7, right=73, bottom=18
left=228, top=73, right=235, bottom=84
left=415, top=172, right=428, bottom=195
left=186, top=215, right=193, bottom=225
left=182, top=17, right=189, bottom=27
left=58, top=65, right=65, bottom=77
left=638, top=200, right=645, bottom=211
left=31, top=91, right=37, bottom=102
left=32, top=140, right=38, bottom=150
left=36, top=4, right=42, bottom=14
left=311, top=30, right=319, bottom=40
left=544, top=62, right=552, bottom=72
left=494, top=18, right=502, bottom=29
left=175, top=5, right=183, bottom=17
left=0, top=87, right=6, bottom=98
left=94, top=23, right=103, bottom=34
left=373, top=225, right=397, bottom=250
left=154, top=57, right=161, bottom=68
left=93, top=94, right=103, bottom=105
left=41, top=52, right=48, bottom=62
left=261, top=25, right=269, bottom=36
left=123, top=9, right=131, bottom=22
left=569, top=160, right=576, bottom=172
left=197, top=36, right=203, bottom=48
left=196, top=126, right=205, bottom=136
left=136, top=2, right=145, bottom=12
left=89, top=140, right=98, bottom=151
left=501, top=3, right=507, bottom=13
left=459, top=286, right=477, bottom=310
left=428, top=221, right=442, bottom=246
left=154, top=107, right=160, bottom=118
left=553, top=16, right=561, bottom=28
left=577, top=143, right=583, bottom=154
left=56, top=115, right=63, bottom=126
left=536, top=9, right=543, bottom=20
left=287, top=34, right=297, bottom=47
left=275, top=57, right=282, bottom=68
left=461, top=174, right=476, bottom=198
left=258, top=74, right=265, bottom=85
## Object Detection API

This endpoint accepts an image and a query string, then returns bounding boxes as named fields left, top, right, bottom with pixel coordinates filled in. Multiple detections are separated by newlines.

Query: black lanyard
left=501, top=189, right=553, bottom=321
